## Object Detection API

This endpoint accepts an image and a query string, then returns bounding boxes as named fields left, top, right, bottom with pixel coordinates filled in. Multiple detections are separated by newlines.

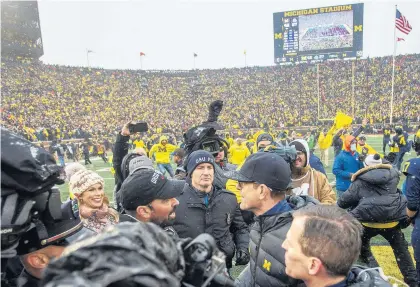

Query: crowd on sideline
left=1, top=54, right=419, bottom=142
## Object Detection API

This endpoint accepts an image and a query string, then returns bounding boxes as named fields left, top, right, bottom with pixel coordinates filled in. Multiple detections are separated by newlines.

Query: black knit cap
left=185, top=150, right=215, bottom=176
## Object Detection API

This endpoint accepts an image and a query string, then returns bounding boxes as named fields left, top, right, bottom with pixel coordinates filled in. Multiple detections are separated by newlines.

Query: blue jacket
left=309, top=152, right=326, bottom=175
left=405, top=157, right=420, bottom=215
left=333, top=150, right=363, bottom=191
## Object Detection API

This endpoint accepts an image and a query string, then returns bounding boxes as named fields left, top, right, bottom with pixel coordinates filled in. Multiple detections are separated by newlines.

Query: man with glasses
left=225, top=152, right=318, bottom=287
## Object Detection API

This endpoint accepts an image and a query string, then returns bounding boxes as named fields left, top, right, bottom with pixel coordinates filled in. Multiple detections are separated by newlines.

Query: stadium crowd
left=1, top=54, right=419, bottom=142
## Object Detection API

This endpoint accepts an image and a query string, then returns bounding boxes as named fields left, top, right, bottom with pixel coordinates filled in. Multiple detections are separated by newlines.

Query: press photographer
left=172, top=150, right=250, bottom=272
left=181, top=100, right=234, bottom=189
left=41, top=222, right=234, bottom=287
left=1, top=128, right=85, bottom=286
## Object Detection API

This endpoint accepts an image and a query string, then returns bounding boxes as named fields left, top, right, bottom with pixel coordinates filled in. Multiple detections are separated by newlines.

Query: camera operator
left=172, top=150, right=250, bottom=272
left=181, top=100, right=235, bottom=189
left=282, top=205, right=390, bottom=287
left=118, top=168, right=185, bottom=237
left=16, top=201, right=88, bottom=287
left=41, top=222, right=186, bottom=287
left=1, top=128, right=85, bottom=286
left=225, top=152, right=318, bottom=287
left=42, top=222, right=234, bottom=287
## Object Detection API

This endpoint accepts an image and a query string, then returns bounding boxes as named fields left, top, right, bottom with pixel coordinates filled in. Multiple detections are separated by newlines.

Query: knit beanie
left=186, top=150, right=215, bottom=177
left=65, top=163, right=87, bottom=182
left=69, top=170, right=104, bottom=195
left=364, top=154, right=382, bottom=167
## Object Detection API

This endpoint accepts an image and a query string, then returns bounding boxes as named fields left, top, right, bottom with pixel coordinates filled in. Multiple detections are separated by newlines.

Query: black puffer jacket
left=172, top=183, right=249, bottom=268
left=247, top=195, right=318, bottom=287
left=337, top=164, right=407, bottom=223
left=112, top=133, right=130, bottom=192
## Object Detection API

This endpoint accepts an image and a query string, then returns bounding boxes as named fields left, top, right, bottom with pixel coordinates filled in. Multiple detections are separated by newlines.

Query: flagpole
left=86, top=49, right=90, bottom=67
left=390, top=5, right=397, bottom=124
left=352, top=60, right=355, bottom=118
left=244, top=53, right=247, bottom=67
left=140, top=55, right=143, bottom=70
left=317, top=63, right=320, bottom=121
left=193, top=55, right=196, bottom=70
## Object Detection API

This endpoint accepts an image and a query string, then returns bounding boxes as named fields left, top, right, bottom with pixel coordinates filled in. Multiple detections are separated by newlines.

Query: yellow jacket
left=356, top=143, right=377, bottom=155
left=133, top=139, right=145, bottom=149
left=318, top=132, right=330, bottom=150
left=226, top=137, right=234, bottom=148
left=228, top=144, right=250, bottom=165
left=149, top=136, right=176, bottom=164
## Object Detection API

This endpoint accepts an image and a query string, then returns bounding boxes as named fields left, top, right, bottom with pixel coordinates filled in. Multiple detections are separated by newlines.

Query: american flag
left=396, top=9, right=412, bottom=35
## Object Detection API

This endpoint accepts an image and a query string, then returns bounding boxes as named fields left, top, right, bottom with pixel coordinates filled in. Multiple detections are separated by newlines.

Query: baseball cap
left=224, top=152, right=292, bottom=191
left=119, top=169, right=185, bottom=210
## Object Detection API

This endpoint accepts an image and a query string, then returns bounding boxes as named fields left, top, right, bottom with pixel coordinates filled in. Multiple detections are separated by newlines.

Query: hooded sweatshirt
left=148, top=136, right=176, bottom=164
left=290, top=139, right=336, bottom=204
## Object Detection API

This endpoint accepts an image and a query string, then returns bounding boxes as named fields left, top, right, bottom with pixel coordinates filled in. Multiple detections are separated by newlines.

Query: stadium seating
left=1, top=54, right=419, bottom=141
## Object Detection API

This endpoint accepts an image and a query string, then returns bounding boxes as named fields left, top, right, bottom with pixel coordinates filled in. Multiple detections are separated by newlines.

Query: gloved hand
left=235, top=249, right=250, bottom=266
left=207, top=100, right=224, bottom=122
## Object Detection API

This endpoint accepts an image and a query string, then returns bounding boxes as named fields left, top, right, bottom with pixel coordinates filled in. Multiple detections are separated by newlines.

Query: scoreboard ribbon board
left=273, top=3, right=364, bottom=64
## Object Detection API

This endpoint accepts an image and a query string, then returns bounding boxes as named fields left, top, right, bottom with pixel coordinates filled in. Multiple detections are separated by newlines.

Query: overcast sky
left=38, top=0, right=420, bottom=70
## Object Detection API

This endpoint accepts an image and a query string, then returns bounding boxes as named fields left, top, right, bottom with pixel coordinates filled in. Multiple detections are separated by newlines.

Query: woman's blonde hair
left=78, top=194, right=120, bottom=223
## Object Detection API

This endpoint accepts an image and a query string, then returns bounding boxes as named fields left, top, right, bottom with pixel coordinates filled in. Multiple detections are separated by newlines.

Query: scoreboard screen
left=273, top=3, right=363, bottom=63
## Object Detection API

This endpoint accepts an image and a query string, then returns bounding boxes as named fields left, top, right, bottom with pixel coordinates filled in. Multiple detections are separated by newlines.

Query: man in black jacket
left=337, top=154, right=417, bottom=286
left=117, top=169, right=185, bottom=238
left=172, top=150, right=250, bottom=270
left=226, top=152, right=318, bottom=287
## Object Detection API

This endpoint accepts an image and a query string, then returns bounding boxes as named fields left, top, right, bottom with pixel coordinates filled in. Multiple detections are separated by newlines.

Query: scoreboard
left=273, top=3, right=364, bottom=64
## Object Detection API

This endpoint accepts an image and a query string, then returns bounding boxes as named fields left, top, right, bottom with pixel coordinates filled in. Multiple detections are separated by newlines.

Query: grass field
left=59, top=135, right=417, bottom=283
